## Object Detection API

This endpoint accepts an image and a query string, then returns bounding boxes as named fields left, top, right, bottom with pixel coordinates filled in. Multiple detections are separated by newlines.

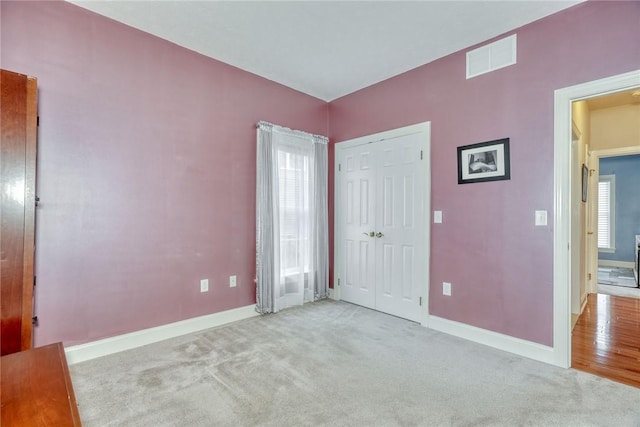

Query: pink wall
left=329, top=1, right=640, bottom=346
left=1, top=1, right=328, bottom=347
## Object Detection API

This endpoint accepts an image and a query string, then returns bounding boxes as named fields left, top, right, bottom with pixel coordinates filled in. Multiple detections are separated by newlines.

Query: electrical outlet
left=200, top=279, right=209, bottom=293
left=229, top=275, right=237, bottom=288
left=443, top=282, right=452, bottom=296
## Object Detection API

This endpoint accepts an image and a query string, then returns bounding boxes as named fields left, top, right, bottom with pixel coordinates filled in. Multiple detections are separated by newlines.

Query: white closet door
left=339, top=144, right=377, bottom=309
left=336, top=123, right=428, bottom=323
left=374, top=133, right=424, bottom=322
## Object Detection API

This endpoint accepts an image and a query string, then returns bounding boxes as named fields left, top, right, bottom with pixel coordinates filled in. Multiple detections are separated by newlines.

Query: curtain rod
left=257, top=120, right=328, bottom=144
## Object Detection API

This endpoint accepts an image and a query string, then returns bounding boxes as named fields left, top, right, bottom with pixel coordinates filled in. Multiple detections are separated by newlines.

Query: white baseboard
left=598, top=260, right=635, bottom=269
left=329, top=288, right=338, bottom=300
left=428, top=315, right=558, bottom=366
left=65, top=304, right=258, bottom=365
left=580, top=294, right=588, bottom=314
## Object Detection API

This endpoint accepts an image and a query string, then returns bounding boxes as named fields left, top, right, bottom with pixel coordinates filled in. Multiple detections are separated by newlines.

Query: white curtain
left=256, top=121, right=329, bottom=314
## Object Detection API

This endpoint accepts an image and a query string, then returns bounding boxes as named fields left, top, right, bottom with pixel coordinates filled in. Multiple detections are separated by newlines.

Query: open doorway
left=570, top=90, right=640, bottom=320
left=552, top=69, right=639, bottom=370
left=569, top=88, right=640, bottom=386
left=593, top=152, right=640, bottom=296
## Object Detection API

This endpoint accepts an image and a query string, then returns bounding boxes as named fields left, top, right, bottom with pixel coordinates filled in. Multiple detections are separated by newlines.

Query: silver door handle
left=375, top=232, right=384, bottom=238
left=362, top=231, right=375, bottom=237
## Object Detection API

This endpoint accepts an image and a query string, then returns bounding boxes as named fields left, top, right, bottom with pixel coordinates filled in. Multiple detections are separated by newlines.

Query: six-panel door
left=338, top=131, right=426, bottom=322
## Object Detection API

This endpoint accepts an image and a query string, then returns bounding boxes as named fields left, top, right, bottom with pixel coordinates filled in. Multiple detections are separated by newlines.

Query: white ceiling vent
left=466, top=34, right=517, bottom=79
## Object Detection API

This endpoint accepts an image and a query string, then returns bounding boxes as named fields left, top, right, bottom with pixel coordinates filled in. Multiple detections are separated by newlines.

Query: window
left=278, top=150, right=310, bottom=276
left=255, top=120, right=329, bottom=314
left=597, top=174, right=615, bottom=251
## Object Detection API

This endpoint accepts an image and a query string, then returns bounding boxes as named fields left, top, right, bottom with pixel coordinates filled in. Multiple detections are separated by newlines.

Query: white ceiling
left=68, top=0, right=583, bottom=102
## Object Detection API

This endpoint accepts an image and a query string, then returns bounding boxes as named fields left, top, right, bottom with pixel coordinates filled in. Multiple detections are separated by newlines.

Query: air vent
left=466, top=34, right=517, bottom=79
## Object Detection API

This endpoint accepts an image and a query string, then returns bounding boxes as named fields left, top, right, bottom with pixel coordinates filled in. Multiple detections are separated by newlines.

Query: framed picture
left=457, top=138, right=510, bottom=184
left=582, top=163, right=588, bottom=202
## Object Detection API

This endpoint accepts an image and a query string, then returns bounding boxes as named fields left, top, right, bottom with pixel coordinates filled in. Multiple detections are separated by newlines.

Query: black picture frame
left=457, top=138, right=510, bottom=184
left=582, top=163, right=588, bottom=202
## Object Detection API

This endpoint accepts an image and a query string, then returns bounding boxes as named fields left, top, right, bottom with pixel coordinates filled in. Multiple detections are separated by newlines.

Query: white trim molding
left=65, top=304, right=259, bottom=364
left=580, top=294, right=588, bottom=316
left=428, top=316, right=555, bottom=365
left=598, top=260, right=635, bottom=269
left=553, top=69, right=640, bottom=368
left=598, top=248, right=616, bottom=254
left=595, top=146, right=640, bottom=158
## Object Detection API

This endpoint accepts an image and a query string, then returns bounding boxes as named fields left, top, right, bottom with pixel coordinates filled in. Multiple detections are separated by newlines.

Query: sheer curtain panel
left=256, top=121, right=329, bottom=314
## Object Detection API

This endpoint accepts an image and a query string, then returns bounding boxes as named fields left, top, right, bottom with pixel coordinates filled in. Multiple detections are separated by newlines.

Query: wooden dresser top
left=1, top=342, right=82, bottom=426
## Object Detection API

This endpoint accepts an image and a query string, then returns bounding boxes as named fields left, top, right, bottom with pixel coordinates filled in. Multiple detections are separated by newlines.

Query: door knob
left=376, top=232, right=384, bottom=238
left=363, top=231, right=375, bottom=237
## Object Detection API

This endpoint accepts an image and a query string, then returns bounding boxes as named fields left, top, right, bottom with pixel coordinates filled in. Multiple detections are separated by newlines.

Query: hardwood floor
left=572, top=293, right=640, bottom=388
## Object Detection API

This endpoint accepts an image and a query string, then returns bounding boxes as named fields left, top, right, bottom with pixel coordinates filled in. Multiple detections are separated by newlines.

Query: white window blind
left=278, top=150, right=310, bottom=275
left=597, top=175, right=615, bottom=251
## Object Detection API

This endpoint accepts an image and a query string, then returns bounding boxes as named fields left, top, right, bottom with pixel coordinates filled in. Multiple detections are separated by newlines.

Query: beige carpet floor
left=70, top=300, right=640, bottom=426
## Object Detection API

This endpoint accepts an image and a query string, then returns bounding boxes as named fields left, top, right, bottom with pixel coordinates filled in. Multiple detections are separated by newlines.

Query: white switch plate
left=200, top=279, right=209, bottom=293
left=443, top=282, right=452, bottom=296
left=434, top=211, right=443, bottom=224
left=535, top=210, right=548, bottom=226
left=229, top=275, right=237, bottom=288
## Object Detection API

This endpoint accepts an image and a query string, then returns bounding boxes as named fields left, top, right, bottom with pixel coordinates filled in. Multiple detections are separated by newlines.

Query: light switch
left=535, top=210, right=548, bottom=226
left=434, top=211, right=443, bottom=224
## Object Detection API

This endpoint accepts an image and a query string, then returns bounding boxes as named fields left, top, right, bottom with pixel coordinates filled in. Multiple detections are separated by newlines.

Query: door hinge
left=419, top=296, right=422, bottom=306
left=32, top=316, right=38, bottom=325
left=35, top=196, right=40, bottom=207
left=420, top=150, right=423, bottom=160
left=588, top=273, right=592, bottom=280
left=37, top=116, right=40, bottom=127
left=337, top=278, right=341, bottom=287
left=338, top=163, right=341, bottom=172
left=33, top=276, right=36, bottom=287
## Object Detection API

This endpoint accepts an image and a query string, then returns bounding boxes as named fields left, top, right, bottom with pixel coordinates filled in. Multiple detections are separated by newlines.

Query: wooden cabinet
left=1, top=69, right=38, bottom=355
